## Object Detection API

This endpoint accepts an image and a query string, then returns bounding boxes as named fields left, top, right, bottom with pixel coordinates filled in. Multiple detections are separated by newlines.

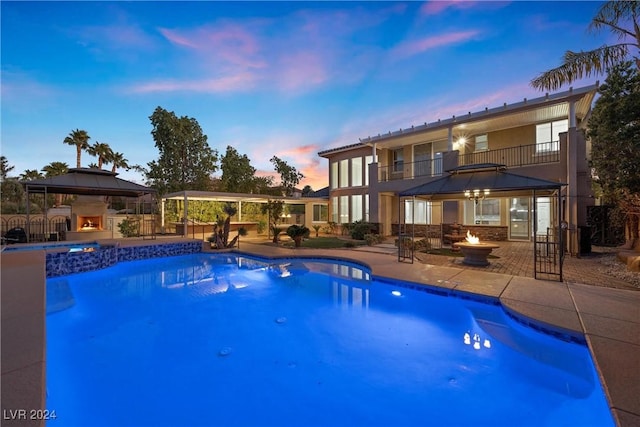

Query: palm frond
left=589, top=1, right=640, bottom=40
left=531, top=44, right=630, bottom=91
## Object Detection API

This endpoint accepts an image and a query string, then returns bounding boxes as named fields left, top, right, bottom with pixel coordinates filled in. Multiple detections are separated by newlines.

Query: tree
left=270, top=156, right=304, bottom=196
left=0, top=156, right=15, bottom=181
left=41, top=161, right=69, bottom=177
left=531, top=1, right=640, bottom=91
left=146, top=106, right=218, bottom=195
left=587, top=61, right=640, bottom=240
left=302, top=185, right=313, bottom=196
left=588, top=61, right=640, bottom=197
left=87, top=142, right=113, bottom=169
left=0, top=178, right=25, bottom=213
left=261, top=199, right=285, bottom=242
left=110, top=151, right=129, bottom=173
left=219, top=146, right=257, bottom=193
left=41, top=162, right=70, bottom=206
left=20, top=169, right=44, bottom=181
left=63, top=129, right=90, bottom=168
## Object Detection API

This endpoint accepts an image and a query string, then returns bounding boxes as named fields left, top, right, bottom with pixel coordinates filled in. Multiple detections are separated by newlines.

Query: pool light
left=391, top=290, right=402, bottom=297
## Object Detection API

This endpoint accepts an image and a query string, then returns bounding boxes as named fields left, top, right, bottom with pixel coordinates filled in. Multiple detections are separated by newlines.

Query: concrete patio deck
left=1, top=237, right=638, bottom=426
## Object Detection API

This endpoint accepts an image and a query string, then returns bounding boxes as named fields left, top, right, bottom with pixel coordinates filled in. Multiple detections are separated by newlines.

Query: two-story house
left=318, top=84, right=598, bottom=258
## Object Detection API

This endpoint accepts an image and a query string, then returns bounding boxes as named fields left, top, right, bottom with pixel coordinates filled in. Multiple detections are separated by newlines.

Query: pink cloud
left=392, top=30, right=480, bottom=59
left=129, top=72, right=257, bottom=94
left=276, top=52, right=329, bottom=92
left=420, top=1, right=479, bottom=15
left=158, top=24, right=266, bottom=69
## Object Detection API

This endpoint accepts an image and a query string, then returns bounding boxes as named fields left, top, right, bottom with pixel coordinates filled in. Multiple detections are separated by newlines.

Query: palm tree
left=110, top=151, right=129, bottom=173
left=41, top=161, right=69, bottom=177
left=20, top=169, right=44, bottom=181
left=531, top=1, right=640, bottom=91
left=63, top=129, right=90, bottom=168
left=87, top=142, right=113, bottom=169
left=41, top=161, right=69, bottom=206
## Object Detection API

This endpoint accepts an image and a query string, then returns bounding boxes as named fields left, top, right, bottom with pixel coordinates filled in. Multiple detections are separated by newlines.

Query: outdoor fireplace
left=77, top=215, right=103, bottom=231
left=66, top=196, right=111, bottom=241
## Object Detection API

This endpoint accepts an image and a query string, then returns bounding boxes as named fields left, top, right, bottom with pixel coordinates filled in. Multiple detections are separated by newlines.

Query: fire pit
left=453, top=231, right=499, bottom=266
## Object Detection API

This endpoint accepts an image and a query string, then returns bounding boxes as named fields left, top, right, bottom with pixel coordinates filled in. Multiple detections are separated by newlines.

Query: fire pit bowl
left=453, top=231, right=499, bottom=266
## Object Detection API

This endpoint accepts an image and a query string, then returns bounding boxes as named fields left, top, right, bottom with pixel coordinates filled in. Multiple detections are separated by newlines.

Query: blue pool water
left=46, top=253, right=614, bottom=427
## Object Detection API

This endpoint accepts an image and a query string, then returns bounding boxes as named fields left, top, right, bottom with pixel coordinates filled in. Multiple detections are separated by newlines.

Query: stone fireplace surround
left=66, top=195, right=112, bottom=240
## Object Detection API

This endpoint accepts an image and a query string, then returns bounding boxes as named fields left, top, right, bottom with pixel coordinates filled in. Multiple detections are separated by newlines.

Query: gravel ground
left=595, top=252, right=640, bottom=289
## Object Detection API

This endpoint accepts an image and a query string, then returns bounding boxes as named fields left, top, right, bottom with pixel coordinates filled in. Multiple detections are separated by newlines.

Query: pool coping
left=1, top=238, right=638, bottom=426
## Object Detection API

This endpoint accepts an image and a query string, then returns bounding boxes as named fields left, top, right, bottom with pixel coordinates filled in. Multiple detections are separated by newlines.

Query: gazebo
left=398, top=164, right=566, bottom=280
left=22, top=168, right=156, bottom=242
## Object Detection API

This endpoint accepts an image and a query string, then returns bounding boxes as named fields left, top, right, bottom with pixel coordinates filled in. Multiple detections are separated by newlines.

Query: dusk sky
left=1, top=1, right=608, bottom=191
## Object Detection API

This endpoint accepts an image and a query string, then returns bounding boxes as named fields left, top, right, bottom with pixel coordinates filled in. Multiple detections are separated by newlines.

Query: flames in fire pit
left=465, top=230, right=479, bottom=244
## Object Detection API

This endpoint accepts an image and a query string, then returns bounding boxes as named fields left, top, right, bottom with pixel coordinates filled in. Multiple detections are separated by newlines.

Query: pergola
left=161, top=190, right=329, bottom=237
left=22, top=168, right=156, bottom=241
left=398, top=164, right=566, bottom=280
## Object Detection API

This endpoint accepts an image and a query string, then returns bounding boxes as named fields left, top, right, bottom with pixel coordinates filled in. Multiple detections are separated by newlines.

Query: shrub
left=286, top=225, right=310, bottom=248
left=343, top=241, right=357, bottom=248
left=364, top=233, right=385, bottom=246
left=350, top=221, right=375, bottom=240
left=118, top=217, right=139, bottom=238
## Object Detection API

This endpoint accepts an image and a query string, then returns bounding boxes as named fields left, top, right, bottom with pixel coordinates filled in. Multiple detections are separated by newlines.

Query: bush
left=118, top=217, right=139, bottom=237
left=350, top=221, right=376, bottom=240
left=393, top=237, right=432, bottom=251
left=343, top=241, right=357, bottom=248
left=364, top=233, right=385, bottom=246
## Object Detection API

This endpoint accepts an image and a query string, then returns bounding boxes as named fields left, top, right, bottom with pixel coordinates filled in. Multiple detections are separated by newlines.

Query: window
left=339, top=159, right=349, bottom=188
left=475, top=134, right=488, bottom=152
left=313, top=204, right=328, bottom=222
left=330, top=162, right=338, bottom=189
left=365, top=194, right=370, bottom=222
left=393, top=148, right=404, bottom=173
left=351, top=195, right=363, bottom=222
left=536, top=119, right=567, bottom=152
left=339, top=196, right=349, bottom=224
left=331, top=196, right=339, bottom=223
left=351, top=157, right=363, bottom=187
left=364, top=155, right=373, bottom=186
left=463, top=198, right=501, bottom=225
left=404, top=200, right=431, bottom=224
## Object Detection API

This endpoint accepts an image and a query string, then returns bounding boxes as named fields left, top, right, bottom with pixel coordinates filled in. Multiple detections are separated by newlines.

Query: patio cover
left=399, top=164, right=565, bottom=199
left=22, top=168, right=155, bottom=197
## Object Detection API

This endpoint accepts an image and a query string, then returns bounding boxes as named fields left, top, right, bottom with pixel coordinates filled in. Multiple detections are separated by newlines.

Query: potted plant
left=286, top=224, right=310, bottom=248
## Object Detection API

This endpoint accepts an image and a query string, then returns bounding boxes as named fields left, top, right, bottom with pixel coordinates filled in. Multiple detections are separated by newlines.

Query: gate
left=534, top=227, right=564, bottom=281
left=397, top=232, right=414, bottom=263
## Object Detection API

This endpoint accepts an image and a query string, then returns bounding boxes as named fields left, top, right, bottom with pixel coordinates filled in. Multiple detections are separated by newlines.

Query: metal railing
left=379, top=158, right=443, bottom=182
left=378, top=143, right=560, bottom=182
left=459, top=142, right=559, bottom=168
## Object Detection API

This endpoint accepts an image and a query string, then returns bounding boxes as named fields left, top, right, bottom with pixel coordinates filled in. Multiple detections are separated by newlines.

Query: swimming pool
left=46, top=253, right=614, bottom=427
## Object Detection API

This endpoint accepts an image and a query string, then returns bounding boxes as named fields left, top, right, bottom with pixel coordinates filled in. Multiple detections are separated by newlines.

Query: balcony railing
left=379, top=158, right=443, bottom=182
left=378, top=142, right=560, bottom=182
left=459, top=142, right=559, bottom=168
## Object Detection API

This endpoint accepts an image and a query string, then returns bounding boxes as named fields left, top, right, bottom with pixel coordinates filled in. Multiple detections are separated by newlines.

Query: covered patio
left=161, top=190, right=329, bottom=240
left=398, top=164, right=566, bottom=281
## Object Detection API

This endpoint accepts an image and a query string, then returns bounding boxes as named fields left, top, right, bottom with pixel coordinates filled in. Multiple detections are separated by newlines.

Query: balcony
left=378, top=143, right=559, bottom=182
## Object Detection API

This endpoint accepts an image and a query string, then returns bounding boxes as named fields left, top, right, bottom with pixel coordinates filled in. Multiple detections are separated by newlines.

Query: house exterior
left=318, top=84, right=599, bottom=256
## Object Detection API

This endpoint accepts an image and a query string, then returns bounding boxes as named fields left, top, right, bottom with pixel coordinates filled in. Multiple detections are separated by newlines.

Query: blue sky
left=1, top=1, right=607, bottom=190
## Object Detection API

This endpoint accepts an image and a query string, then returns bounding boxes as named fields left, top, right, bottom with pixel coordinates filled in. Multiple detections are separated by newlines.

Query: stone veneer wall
left=391, top=223, right=508, bottom=241
left=45, top=241, right=203, bottom=278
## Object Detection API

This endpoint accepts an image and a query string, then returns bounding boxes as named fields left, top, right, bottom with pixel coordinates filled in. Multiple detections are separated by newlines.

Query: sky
left=1, top=1, right=609, bottom=191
